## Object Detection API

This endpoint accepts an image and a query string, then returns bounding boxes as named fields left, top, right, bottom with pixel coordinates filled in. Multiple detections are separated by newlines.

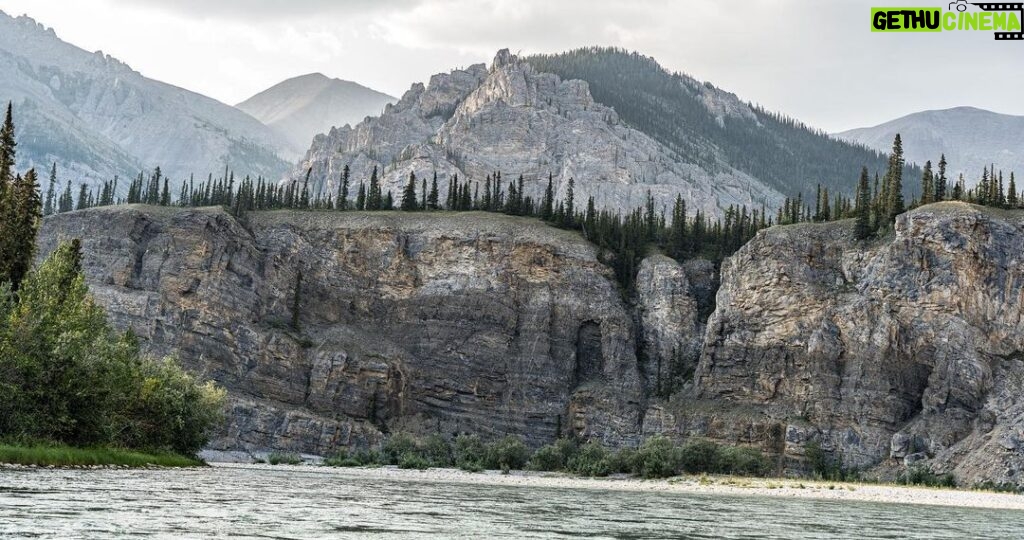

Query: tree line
left=45, top=163, right=772, bottom=293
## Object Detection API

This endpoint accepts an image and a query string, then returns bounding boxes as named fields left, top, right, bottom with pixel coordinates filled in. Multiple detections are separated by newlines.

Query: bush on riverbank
left=0, top=444, right=203, bottom=467
left=898, top=465, right=956, bottom=488
left=267, top=452, right=302, bottom=465
left=0, top=241, right=226, bottom=458
left=324, top=432, right=773, bottom=480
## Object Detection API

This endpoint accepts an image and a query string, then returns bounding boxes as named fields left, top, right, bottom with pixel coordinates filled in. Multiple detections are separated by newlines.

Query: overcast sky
left=1, top=0, right=1021, bottom=132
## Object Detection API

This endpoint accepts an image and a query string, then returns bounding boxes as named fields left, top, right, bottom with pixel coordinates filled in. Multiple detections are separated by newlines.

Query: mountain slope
left=237, top=73, right=395, bottom=151
left=0, top=11, right=293, bottom=187
left=835, top=106, right=1024, bottom=181
left=296, top=50, right=784, bottom=219
left=525, top=48, right=918, bottom=200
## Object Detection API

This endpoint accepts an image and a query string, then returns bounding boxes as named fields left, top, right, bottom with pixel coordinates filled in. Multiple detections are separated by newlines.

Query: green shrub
left=484, top=435, right=530, bottom=470
left=398, top=452, right=431, bottom=470
left=678, top=439, right=723, bottom=474
left=529, top=438, right=578, bottom=471
left=633, top=436, right=682, bottom=478
left=381, top=433, right=419, bottom=465
left=899, top=466, right=956, bottom=488
left=609, top=448, right=637, bottom=474
left=805, top=441, right=858, bottom=481
left=323, top=450, right=365, bottom=467
left=567, top=441, right=613, bottom=477
left=719, top=445, right=772, bottom=477
left=421, top=434, right=453, bottom=467
left=350, top=449, right=382, bottom=466
left=267, top=452, right=301, bottom=465
left=121, top=357, right=227, bottom=455
left=453, top=434, right=487, bottom=471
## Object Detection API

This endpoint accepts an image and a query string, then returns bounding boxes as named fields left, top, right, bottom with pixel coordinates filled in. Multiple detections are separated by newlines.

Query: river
left=2, top=464, right=1023, bottom=539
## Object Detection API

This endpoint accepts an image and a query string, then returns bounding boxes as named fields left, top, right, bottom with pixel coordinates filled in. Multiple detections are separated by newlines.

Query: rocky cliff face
left=296, top=50, right=782, bottom=219
left=669, top=202, right=1024, bottom=487
left=38, top=206, right=645, bottom=454
left=38, top=202, right=1024, bottom=487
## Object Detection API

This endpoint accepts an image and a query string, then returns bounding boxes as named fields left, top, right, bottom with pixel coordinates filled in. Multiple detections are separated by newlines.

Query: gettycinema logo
left=871, top=2, right=1024, bottom=39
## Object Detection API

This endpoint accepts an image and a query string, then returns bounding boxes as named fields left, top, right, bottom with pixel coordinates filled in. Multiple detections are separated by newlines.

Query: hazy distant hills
left=835, top=106, right=1024, bottom=181
left=0, top=10, right=293, bottom=188
left=237, top=73, right=395, bottom=152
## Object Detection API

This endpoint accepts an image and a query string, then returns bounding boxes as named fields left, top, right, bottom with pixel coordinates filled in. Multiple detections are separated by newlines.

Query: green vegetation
left=0, top=444, right=203, bottom=467
left=325, top=432, right=774, bottom=480
left=898, top=465, right=956, bottom=488
left=804, top=441, right=860, bottom=482
left=0, top=103, right=225, bottom=464
left=267, top=452, right=302, bottom=465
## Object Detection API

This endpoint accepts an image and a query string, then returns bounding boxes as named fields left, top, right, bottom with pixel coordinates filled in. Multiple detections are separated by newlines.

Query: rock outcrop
left=296, top=50, right=782, bottom=219
left=668, top=202, right=1024, bottom=487
left=37, top=202, right=1024, bottom=488
left=37, top=205, right=644, bottom=454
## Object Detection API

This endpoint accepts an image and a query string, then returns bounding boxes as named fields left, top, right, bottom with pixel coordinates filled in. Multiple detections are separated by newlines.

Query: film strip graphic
left=971, top=2, right=1024, bottom=39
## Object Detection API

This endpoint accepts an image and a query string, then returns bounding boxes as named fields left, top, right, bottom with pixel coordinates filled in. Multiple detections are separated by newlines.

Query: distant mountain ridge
left=237, top=73, right=395, bottom=152
left=835, top=106, right=1024, bottom=182
left=0, top=10, right=293, bottom=189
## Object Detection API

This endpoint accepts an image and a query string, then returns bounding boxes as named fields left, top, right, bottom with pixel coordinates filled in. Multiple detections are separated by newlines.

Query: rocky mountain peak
left=294, top=49, right=782, bottom=219
left=492, top=48, right=516, bottom=69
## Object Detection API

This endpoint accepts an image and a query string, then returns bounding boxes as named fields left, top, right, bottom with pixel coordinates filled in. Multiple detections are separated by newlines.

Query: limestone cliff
left=662, top=202, right=1024, bottom=487
left=38, top=206, right=644, bottom=453
left=37, top=202, right=1024, bottom=488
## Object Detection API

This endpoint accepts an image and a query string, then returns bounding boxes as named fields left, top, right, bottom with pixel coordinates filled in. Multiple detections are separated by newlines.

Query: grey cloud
left=108, top=0, right=423, bottom=20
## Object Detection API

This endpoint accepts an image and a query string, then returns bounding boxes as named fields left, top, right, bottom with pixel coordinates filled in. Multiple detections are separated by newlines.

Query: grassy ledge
left=0, top=444, right=204, bottom=468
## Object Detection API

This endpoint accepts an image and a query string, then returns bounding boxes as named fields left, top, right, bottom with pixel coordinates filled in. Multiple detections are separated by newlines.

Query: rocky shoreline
left=212, top=463, right=1024, bottom=511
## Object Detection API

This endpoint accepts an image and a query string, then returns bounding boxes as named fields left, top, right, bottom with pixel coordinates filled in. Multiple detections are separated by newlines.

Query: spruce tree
left=337, top=165, right=350, bottom=210
left=885, top=134, right=905, bottom=222
left=564, top=177, right=575, bottom=227
left=541, top=174, right=554, bottom=220
left=420, top=176, right=427, bottom=211
left=43, top=163, right=57, bottom=216
left=427, top=173, right=439, bottom=210
left=0, top=102, right=15, bottom=277
left=1008, top=172, right=1018, bottom=208
left=401, top=172, right=418, bottom=211
left=367, top=166, right=381, bottom=210
left=936, top=154, right=947, bottom=201
left=919, top=160, right=934, bottom=205
left=6, top=168, right=41, bottom=290
left=854, top=167, right=871, bottom=240
left=356, top=181, right=366, bottom=210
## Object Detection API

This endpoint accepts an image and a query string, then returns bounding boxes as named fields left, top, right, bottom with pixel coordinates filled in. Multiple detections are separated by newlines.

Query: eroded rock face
left=296, top=49, right=782, bottom=219
left=37, top=202, right=1024, bottom=487
left=686, top=202, right=1024, bottom=486
left=634, top=255, right=710, bottom=397
left=37, top=206, right=644, bottom=453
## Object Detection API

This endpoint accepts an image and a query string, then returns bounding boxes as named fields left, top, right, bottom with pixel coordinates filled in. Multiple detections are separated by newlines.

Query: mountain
left=525, top=48, right=918, bottom=200
left=237, top=73, right=395, bottom=152
left=0, top=11, right=293, bottom=189
left=295, top=49, right=784, bottom=219
left=835, top=106, right=1024, bottom=182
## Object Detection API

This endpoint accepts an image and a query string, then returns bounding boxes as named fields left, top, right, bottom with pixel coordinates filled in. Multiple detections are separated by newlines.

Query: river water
left=2, top=464, right=1023, bottom=539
